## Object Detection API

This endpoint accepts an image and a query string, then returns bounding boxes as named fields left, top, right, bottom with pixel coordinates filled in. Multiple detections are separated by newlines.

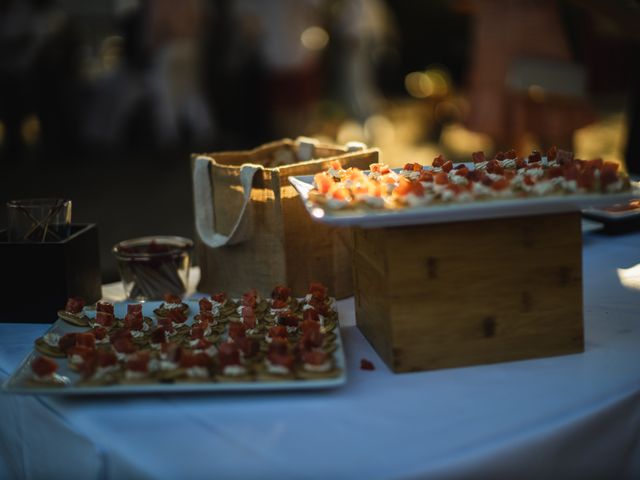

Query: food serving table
left=1, top=225, right=639, bottom=479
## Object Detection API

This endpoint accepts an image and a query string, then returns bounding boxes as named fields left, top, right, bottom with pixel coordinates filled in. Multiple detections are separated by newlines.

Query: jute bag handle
left=193, top=157, right=263, bottom=248
left=193, top=138, right=365, bottom=249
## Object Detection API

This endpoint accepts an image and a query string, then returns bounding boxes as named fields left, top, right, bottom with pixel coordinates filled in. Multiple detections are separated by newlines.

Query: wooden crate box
left=352, top=212, right=584, bottom=373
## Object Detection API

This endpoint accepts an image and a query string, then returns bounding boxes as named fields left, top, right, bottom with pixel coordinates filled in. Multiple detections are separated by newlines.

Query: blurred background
left=1, top=0, right=639, bottom=282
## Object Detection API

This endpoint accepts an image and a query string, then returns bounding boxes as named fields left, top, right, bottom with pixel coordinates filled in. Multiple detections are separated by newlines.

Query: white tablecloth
left=1, top=227, right=639, bottom=479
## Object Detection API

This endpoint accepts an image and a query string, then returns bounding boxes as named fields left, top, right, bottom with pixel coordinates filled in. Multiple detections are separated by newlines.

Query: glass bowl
left=113, top=236, right=193, bottom=301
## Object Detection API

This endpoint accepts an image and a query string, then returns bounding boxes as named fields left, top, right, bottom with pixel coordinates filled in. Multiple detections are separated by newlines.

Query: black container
left=0, top=224, right=101, bottom=323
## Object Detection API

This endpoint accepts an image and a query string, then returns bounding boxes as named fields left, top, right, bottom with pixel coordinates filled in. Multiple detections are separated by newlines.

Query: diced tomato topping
left=300, top=319, right=321, bottom=334
left=486, top=159, right=504, bottom=175
left=235, top=336, right=260, bottom=358
left=563, top=164, right=578, bottom=181
left=228, top=322, right=247, bottom=341
left=303, top=350, right=328, bottom=366
left=303, top=308, right=320, bottom=322
left=602, top=161, right=620, bottom=174
left=127, top=303, right=142, bottom=315
left=96, top=301, right=114, bottom=315
left=494, top=151, right=505, bottom=161
left=167, top=308, right=187, bottom=324
left=150, top=327, right=167, bottom=344
left=503, top=170, right=516, bottom=180
left=432, top=154, right=446, bottom=168
left=434, top=172, right=449, bottom=185
left=198, top=297, right=213, bottom=312
left=330, top=159, right=342, bottom=171
left=65, top=297, right=85, bottom=314
left=157, top=317, right=175, bottom=332
left=271, top=285, right=291, bottom=301
left=515, top=158, right=526, bottom=169
left=67, top=345, right=94, bottom=361
left=370, top=163, right=391, bottom=174
left=190, top=324, right=205, bottom=339
left=586, top=158, right=603, bottom=170
left=524, top=176, right=536, bottom=186
left=505, top=149, right=517, bottom=160
left=278, top=311, right=299, bottom=328
left=419, top=170, right=434, bottom=183
left=491, top=178, right=510, bottom=191
left=547, top=166, right=563, bottom=179
left=267, top=352, right=295, bottom=370
left=112, top=336, right=137, bottom=354
left=268, top=337, right=290, bottom=355
left=91, top=326, right=108, bottom=341
left=160, top=342, right=182, bottom=362
left=126, top=352, right=150, bottom=372
left=547, top=146, right=557, bottom=161
left=58, top=333, right=77, bottom=353
left=97, top=351, right=118, bottom=368
left=471, top=151, right=485, bottom=163
left=95, top=311, right=114, bottom=327
left=557, top=149, right=574, bottom=165
left=314, top=172, right=333, bottom=194
left=124, top=312, right=144, bottom=331
left=528, top=151, right=541, bottom=163
left=600, top=169, right=619, bottom=188
left=31, top=356, right=58, bottom=376
left=163, top=293, right=182, bottom=305
left=180, top=351, right=210, bottom=369
left=242, top=307, right=256, bottom=329
left=309, top=282, right=328, bottom=300
left=241, top=289, right=258, bottom=307
left=197, top=310, right=215, bottom=323
left=331, top=187, right=350, bottom=201
left=271, top=298, right=288, bottom=309
left=403, top=162, right=422, bottom=172
left=455, top=166, right=469, bottom=177
left=211, top=292, right=227, bottom=304
left=360, top=358, right=375, bottom=370
left=297, top=330, right=325, bottom=351
left=577, top=170, right=595, bottom=190
left=395, top=177, right=411, bottom=196
left=218, top=342, right=241, bottom=366
left=441, top=160, right=453, bottom=173
left=268, top=325, right=288, bottom=339
left=75, top=332, right=96, bottom=349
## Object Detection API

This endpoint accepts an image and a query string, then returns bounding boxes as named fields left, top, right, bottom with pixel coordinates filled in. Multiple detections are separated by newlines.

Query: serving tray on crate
left=289, top=172, right=640, bottom=228
left=2, top=300, right=346, bottom=395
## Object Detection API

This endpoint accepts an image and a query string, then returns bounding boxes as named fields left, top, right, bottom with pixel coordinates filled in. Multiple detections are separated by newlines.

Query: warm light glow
left=425, top=68, right=450, bottom=97
left=440, top=123, right=493, bottom=157
left=336, top=120, right=365, bottom=145
left=405, top=72, right=434, bottom=98
left=617, top=264, right=640, bottom=291
left=301, top=26, right=329, bottom=51
left=364, top=115, right=395, bottom=145
left=528, top=84, right=546, bottom=102
left=21, top=115, right=41, bottom=145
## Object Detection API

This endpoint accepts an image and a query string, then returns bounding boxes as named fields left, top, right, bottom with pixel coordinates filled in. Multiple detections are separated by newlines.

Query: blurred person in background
left=0, top=0, right=84, bottom=160
left=84, top=0, right=215, bottom=153
left=464, top=0, right=594, bottom=153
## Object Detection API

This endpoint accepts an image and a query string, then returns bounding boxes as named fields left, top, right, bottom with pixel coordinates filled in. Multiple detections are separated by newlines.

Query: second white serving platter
left=289, top=173, right=640, bottom=228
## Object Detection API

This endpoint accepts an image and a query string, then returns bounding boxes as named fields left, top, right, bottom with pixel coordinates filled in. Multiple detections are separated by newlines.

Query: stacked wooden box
left=352, top=212, right=584, bottom=373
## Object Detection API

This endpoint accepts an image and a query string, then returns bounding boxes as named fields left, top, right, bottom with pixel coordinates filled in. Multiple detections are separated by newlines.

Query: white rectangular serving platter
left=2, top=301, right=347, bottom=395
left=289, top=173, right=640, bottom=229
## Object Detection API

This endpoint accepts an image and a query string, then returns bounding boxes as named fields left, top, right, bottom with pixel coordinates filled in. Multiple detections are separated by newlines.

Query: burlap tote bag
left=192, top=137, right=379, bottom=299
